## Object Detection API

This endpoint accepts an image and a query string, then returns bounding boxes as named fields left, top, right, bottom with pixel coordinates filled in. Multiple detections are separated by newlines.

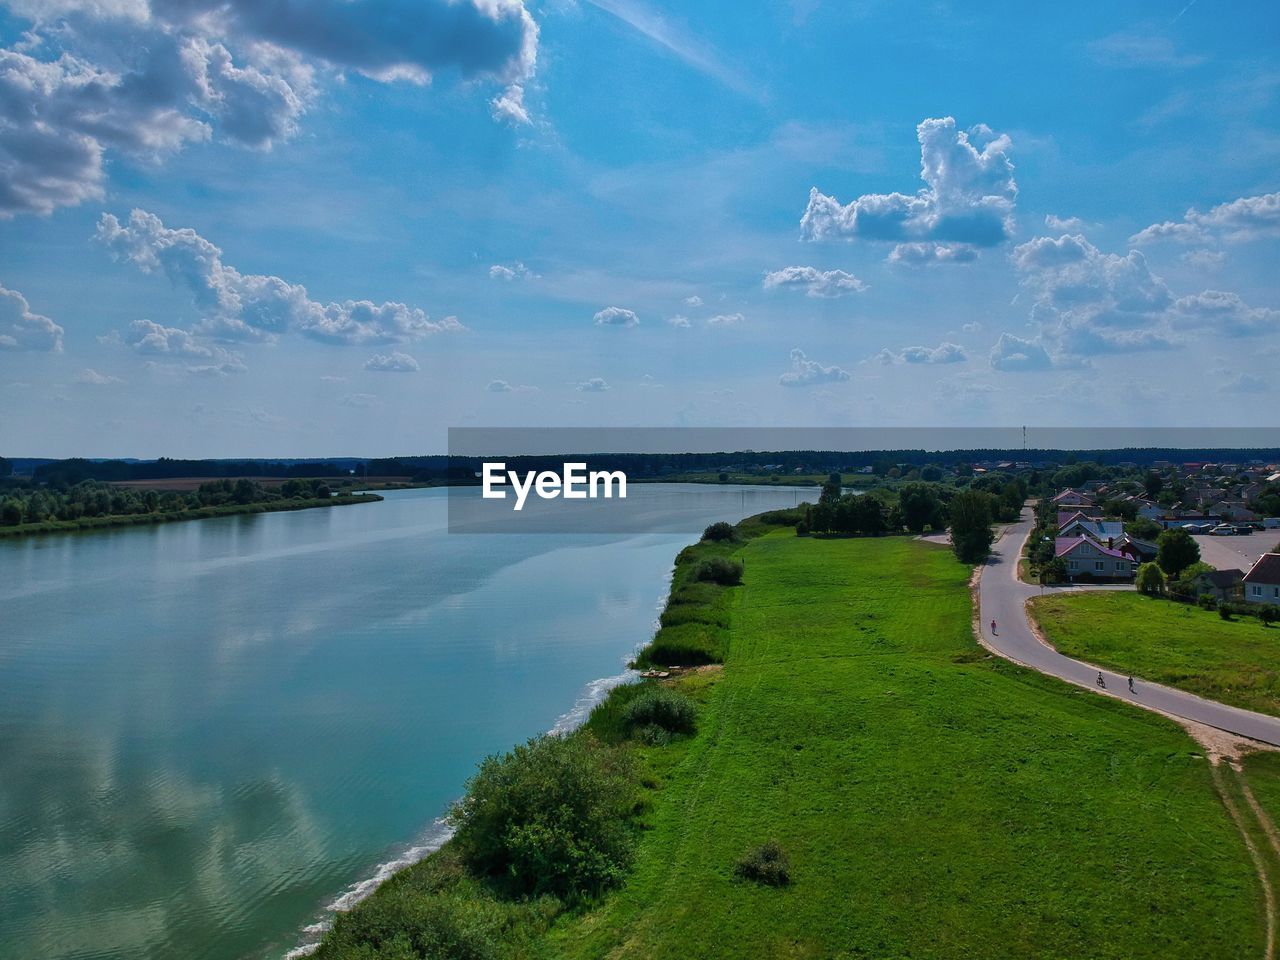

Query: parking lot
left=1191, top=528, right=1280, bottom=572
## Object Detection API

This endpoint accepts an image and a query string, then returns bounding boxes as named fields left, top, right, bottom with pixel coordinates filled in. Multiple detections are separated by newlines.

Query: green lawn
left=1031, top=592, right=1280, bottom=718
left=542, top=534, right=1262, bottom=959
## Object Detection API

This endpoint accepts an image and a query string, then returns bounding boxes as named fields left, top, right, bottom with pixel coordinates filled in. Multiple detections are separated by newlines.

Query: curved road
left=978, top=508, right=1280, bottom=747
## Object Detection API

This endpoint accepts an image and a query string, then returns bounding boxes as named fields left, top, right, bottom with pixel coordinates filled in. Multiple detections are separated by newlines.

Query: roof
left=1055, top=535, right=1130, bottom=561
left=1192, top=568, right=1244, bottom=588
left=1244, top=554, right=1280, bottom=585
left=1052, top=489, right=1095, bottom=503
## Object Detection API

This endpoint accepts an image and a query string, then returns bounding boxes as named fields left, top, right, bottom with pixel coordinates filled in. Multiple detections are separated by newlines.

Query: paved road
left=978, top=509, right=1280, bottom=747
left=1193, top=529, right=1279, bottom=573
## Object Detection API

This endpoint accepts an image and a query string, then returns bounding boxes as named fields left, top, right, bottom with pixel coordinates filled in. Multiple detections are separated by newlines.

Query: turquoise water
left=0, top=484, right=810, bottom=960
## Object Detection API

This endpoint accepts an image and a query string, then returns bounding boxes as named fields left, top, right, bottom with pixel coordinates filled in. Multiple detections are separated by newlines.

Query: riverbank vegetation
left=0, top=477, right=379, bottom=536
left=319, top=515, right=1263, bottom=959
left=1031, top=591, right=1280, bottom=717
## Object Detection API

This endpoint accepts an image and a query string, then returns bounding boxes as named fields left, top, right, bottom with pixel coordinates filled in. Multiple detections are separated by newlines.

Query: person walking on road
left=1096, top=672, right=1106, bottom=689
left=990, top=619, right=997, bottom=635
left=1128, top=676, right=1135, bottom=694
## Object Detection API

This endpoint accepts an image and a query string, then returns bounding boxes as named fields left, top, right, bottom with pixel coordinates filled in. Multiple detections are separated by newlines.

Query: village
left=1034, top=459, right=1280, bottom=607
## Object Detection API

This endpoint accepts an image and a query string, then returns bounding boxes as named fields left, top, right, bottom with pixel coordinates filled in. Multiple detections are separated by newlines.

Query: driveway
left=977, top=508, right=1280, bottom=747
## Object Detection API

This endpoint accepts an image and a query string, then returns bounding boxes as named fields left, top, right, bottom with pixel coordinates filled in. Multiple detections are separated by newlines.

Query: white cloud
left=1180, top=249, right=1226, bottom=268
left=1088, top=32, right=1204, bottom=68
left=762, top=266, right=866, bottom=297
left=74, top=368, right=124, bottom=385
left=575, top=377, right=609, bottom=392
left=0, top=282, right=64, bottom=351
left=876, top=342, right=967, bottom=365
left=364, top=351, right=419, bottom=372
left=801, top=117, right=1016, bottom=256
left=490, top=83, right=530, bottom=125
left=683, top=295, right=703, bottom=306
left=489, top=261, right=536, bottom=280
left=97, top=209, right=463, bottom=345
left=707, top=312, right=742, bottom=326
left=1045, top=214, right=1085, bottom=232
left=1170, top=291, right=1279, bottom=338
left=593, top=306, right=639, bottom=328
left=124, top=318, right=246, bottom=374
left=778, top=348, right=850, bottom=387
left=487, top=378, right=514, bottom=392
left=989, top=333, right=1054, bottom=372
left=0, top=0, right=539, bottom=217
left=887, top=242, right=979, bottom=265
left=1130, top=192, right=1280, bottom=246
left=667, top=314, right=690, bottom=328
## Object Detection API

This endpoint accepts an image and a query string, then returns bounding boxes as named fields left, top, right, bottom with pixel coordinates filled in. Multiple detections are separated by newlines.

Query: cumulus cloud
left=593, top=306, right=639, bottom=328
left=876, top=342, right=967, bottom=365
left=762, top=266, right=866, bottom=297
left=800, top=117, right=1016, bottom=257
left=1, top=0, right=539, bottom=217
left=667, top=314, right=690, bottom=328
left=1170, top=291, right=1279, bottom=338
left=1130, top=192, right=1280, bottom=246
left=487, top=378, right=513, bottom=392
left=1045, top=214, right=1085, bottom=232
left=1181, top=249, right=1226, bottom=268
left=887, top=242, right=978, bottom=265
left=74, top=368, right=124, bottom=384
left=575, top=377, right=609, bottom=392
left=0, top=282, right=64, bottom=351
left=707, top=312, right=742, bottom=326
left=124, top=318, right=247, bottom=374
left=97, top=209, right=463, bottom=346
left=989, top=333, right=1053, bottom=372
left=778, top=348, right=850, bottom=387
left=364, top=351, right=419, bottom=372
left=489, top=260, right=536, bottom=280
left=683, top=295, right=702, bottom=306
left=490, top=83, right=529, bottom=125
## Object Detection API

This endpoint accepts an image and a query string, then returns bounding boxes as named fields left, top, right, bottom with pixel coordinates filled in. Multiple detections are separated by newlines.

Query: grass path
left=543, top=533, right=1265, bottom=959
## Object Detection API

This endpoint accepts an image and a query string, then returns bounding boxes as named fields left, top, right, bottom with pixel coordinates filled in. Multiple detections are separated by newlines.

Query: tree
left=1, top=499, right=22, bottom=526
left=949, top=490, right=995, bottom=564
left=1040, top=557, right=1069, bottom=585
left=1125, top=517, right=1162, bottom=541
left=449, top=733, right=635, bottom=899
left=1143, top=471, right=1164, bottom=498
left=1156, top=527, right=1200, bottom=578
left=1136, top=562, right=1167, bottom=596
left=1261, top=605, right=1280, bottom=629
left=0, top=456, right=11, bottom=478
left=898, top=483, right=944, bottom=534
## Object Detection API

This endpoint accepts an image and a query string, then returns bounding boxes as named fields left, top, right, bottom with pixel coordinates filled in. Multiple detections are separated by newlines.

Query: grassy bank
left=1030, top=592, right=1280, bottom=718
left=321, top=517, right=1264, bottom=959
left=0, top=493, right=382, bottom=538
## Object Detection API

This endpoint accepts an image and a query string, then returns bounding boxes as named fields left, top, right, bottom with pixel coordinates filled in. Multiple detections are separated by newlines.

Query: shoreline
left=0, top=493, right=383, bottom=539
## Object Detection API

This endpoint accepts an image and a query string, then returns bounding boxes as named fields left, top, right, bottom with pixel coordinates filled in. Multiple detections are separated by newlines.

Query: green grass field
left=541, top=534, right=1262, bottom=959
left=1030, top=592, right=1280, bottom=718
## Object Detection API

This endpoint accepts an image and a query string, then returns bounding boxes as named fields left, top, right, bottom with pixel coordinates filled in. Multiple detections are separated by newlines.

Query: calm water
left=0, top=484, right=811, bottom=960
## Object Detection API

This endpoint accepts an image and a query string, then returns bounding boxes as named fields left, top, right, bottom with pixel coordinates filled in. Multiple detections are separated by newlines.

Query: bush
left=621, top=686, right=697, bottom=737
left=1197, top=594, right=1218, bottom=611
left=795, top=520, right=809, bottom=536
left=1136, top=562, right=1166, bottom=596
left=1261, top=605, right=1280, bottom=628
left=633, top=723, right=672, bottom=746
left=320, top=888, right=503, bottom=960
left=449, top=734, right=636, bottom=900
left=694, top=557, right=744, bottom=586
left=701, top=521, right=737, bottom=543
left=734, top=840, right=791, bottom=887
left=1219, top=605, right=1233, bottom=621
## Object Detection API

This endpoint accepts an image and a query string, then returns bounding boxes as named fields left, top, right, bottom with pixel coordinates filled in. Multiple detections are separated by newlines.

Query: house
left=1057, top=513, right=1124, bottom=540
left=1124, top=497, right=1164, bottom=521
left=1055, top=535, right=1138, bottom=581
left=1186, top=568, right=1244, bottom=603
left=1113, top=533, right=1158, bottom=562
left=1210, top=501, right=1257, bottom=522
left=1052, top=489, right=1095, bottom=508
left=1243, top=554, right=1280, bottom=605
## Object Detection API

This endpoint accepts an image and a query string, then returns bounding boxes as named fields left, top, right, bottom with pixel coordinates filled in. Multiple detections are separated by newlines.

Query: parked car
left=1264, top=518, right=1280, bottom=529
left=1234, top=525, right=1256, bottom=535
left=1209, top=524, right=1236, bottom=536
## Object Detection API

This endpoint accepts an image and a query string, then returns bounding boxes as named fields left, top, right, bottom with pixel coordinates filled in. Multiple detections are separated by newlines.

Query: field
left=1030, top=592, right=1280, bottom=718
left=542, top=534, right=1263, bottom=959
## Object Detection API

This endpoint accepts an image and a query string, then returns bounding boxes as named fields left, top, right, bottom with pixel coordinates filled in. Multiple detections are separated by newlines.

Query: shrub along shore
left=317, top=506, right=1266, bottom=959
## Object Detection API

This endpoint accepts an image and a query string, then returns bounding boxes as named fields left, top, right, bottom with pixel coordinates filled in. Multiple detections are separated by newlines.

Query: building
left=1243, top=554, right=1280, bottom=604
left=1055, top=535, right=1139, bottom=581
left=1209, top=501, right=1257, bottom=522
left=1057, top=513, right=1124, bottom=540
left=1185, top=568, right=1244, bottom=603
left=1112, top=533, right=1158, bottom=562
left=1051, top=489, right=1095, bottom=508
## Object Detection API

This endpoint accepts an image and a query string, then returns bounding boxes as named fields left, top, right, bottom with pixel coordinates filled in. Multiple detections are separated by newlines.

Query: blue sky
left=1, top=0, right=1278, bottom=457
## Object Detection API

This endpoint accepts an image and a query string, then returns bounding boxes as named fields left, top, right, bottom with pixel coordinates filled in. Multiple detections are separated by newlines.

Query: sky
left=1, top=0, right=1278, bottom=457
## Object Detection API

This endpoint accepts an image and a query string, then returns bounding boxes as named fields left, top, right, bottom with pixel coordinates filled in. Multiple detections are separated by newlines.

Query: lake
left=0, top=484, right=813, bottom=960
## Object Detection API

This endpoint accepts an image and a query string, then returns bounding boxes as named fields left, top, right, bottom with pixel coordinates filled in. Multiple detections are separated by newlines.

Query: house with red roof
left=1243, top=554, right=1280, bottom=605
left=1055, top=535, right=1139, bottom=582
